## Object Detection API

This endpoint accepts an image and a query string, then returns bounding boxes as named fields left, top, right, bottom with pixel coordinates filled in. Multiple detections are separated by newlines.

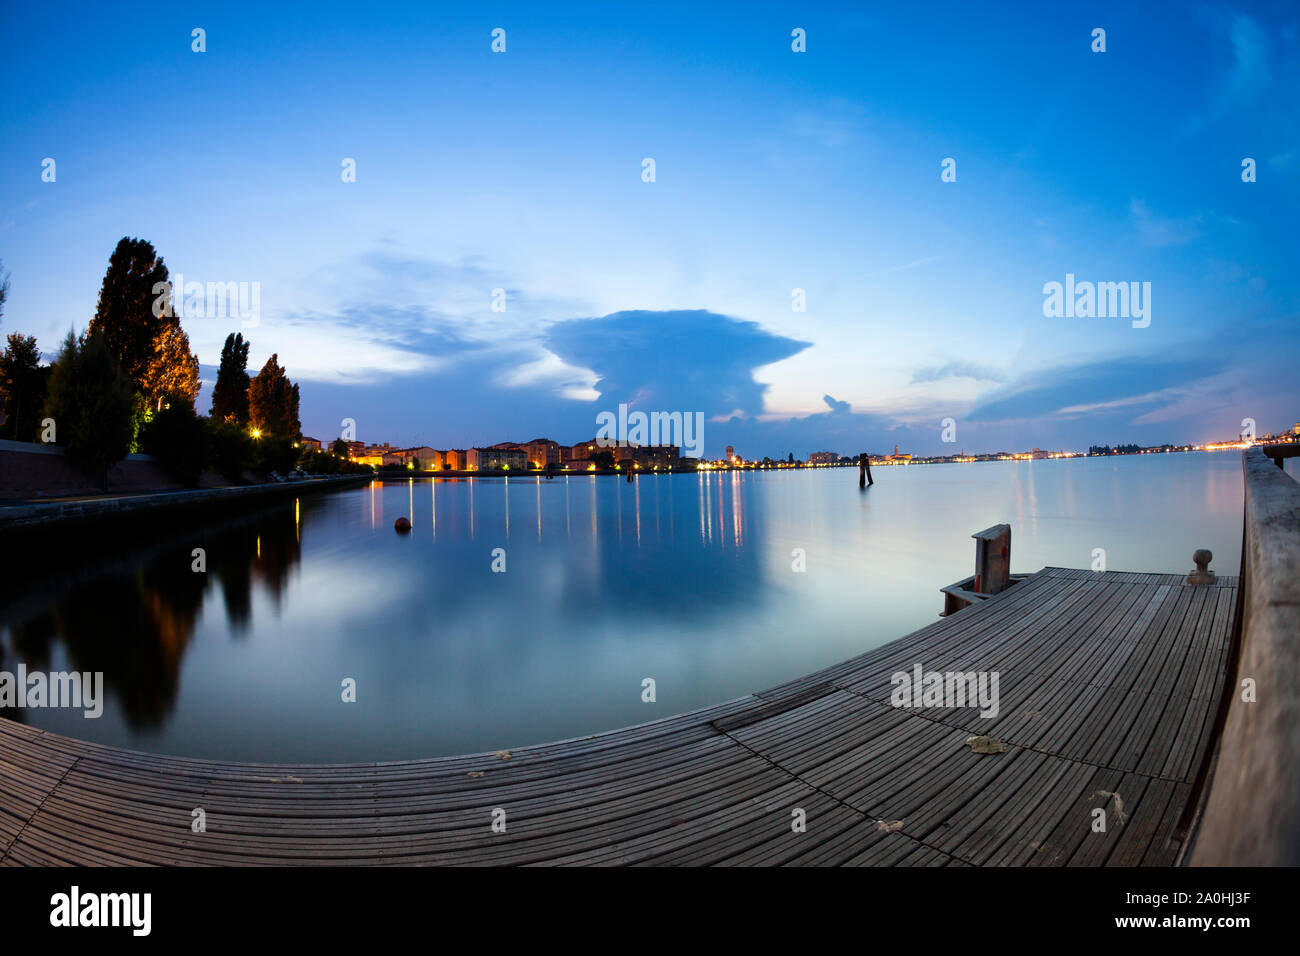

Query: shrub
left=205, top=418, right=254, bottom=482
left=139, top=399, right=207, bottom=486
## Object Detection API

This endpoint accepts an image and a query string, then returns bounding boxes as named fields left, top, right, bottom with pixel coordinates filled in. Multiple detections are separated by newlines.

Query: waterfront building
left=521, top=438, right=561, bottom=468
left=564, top=437, right=681, bottom=469
left=468, top=446, right=527, bottom=470
left=401, top=446, right=440, bottom=469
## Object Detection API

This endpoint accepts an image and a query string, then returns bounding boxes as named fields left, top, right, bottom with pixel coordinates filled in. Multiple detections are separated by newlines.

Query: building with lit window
left=467, top=447, right=527, bottom=470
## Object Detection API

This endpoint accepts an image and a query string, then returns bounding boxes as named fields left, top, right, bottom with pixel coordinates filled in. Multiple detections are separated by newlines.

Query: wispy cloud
left=789, top=100, right=863, bottom=148
left=966, top=355, right=1219, bottom=425
left=910, top=362, right=1007, bottom=386
left=866, top=256, right=941, bottom=279
left=1130, top=198, right=1204, bottom=247
left=1182, top=9, right=1272, bottom=136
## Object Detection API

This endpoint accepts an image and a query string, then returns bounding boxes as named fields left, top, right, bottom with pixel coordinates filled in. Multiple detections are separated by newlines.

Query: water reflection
left=0, top=453, right=1252, bottom=762
left=2, top=501, right=303, bottom=727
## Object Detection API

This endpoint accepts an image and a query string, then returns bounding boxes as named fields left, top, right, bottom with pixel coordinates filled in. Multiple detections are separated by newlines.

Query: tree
left=248, top=353, right=300, bottom=440
left=87, top=237, right=172, bottom=387
left=0, top=259, right=9, bottom=324
left=141, top=323, right=200, bottom=412
left=43, top=329, right=136, bottom=485
left=788, top=452, right=794, bottom=464
left=330, top=437, right=349, bottom=457
left=139, top=400, right=207, bottom=486
left=210, top=332, right=251, bottom=424
left=0, top=332, right=48, bottom=441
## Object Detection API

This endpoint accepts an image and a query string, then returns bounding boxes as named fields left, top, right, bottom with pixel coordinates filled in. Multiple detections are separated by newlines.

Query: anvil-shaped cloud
left=545, top=310, right=812, bottom=419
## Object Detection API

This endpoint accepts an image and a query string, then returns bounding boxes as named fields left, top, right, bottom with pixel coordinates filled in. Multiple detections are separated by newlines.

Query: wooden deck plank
left=0, top=567, right=1238, bottom=866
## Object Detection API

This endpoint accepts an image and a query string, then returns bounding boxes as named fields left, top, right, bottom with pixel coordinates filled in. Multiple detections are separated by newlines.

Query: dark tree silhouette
left=0, top=332, right=48, bottom=441
left=210, top=332, right=252, bottom=424
left=87, top=237, right=172, bottom=387
left=248, top=353, right=301, bottom=440
left=42, top=329, right=135, bottom=484
left=0, top=259, right=10, bottom=324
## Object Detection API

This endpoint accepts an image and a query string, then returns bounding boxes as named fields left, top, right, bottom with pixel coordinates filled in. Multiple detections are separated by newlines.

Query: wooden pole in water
left=859, top=453, right=873, bottom=487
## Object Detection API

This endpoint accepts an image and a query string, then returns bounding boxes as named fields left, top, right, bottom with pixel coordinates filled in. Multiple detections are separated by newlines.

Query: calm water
left=2, top=451, right=1273, bottom=763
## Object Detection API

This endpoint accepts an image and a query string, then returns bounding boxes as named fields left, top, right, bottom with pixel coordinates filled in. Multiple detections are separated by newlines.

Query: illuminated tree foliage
left=141, top=323, right=201, bottom=412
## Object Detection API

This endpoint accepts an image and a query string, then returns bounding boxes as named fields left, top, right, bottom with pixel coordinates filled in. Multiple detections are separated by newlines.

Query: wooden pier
left=0, top=566, right=1238, bottom=866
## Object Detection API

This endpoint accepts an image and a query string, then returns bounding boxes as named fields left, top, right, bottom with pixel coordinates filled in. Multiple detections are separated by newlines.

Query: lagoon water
left=1, top=450, right=1273, bottom=762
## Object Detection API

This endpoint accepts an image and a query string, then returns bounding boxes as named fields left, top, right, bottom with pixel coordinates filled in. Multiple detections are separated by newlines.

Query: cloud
left=790, top=100, right=864, bottom=148
left=1182, top=10, right=1274, bottom=136
left=910, top=362, right=1007, bottom=385
left=494, top=348, right=599, bottom=401
left=865, top=256, right=941, bottom=279
left=1129, top=199, right=1203, bottom=247
left=545, top=310, right=811, bottom=419
left=966, top=355, right=1218, bottom=425
left=228, top=250, right=597, bottom=388
left=1215, top=12, right=1272, bottom=109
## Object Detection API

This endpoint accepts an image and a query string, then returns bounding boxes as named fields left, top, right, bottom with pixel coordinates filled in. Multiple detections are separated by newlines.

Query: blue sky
left=1, top=0, right=1297, bottom=457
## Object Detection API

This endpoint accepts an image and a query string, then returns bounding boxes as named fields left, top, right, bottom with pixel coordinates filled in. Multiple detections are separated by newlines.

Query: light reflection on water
left=0, top=452, right=1264, bottom=763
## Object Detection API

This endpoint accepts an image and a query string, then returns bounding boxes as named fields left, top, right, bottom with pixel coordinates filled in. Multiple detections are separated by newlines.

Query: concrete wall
left=0, top=438, right=179, bottom=499
left=0, top=474, right=369, bottom=532
left=1190, top=448, right=1300, bottom=865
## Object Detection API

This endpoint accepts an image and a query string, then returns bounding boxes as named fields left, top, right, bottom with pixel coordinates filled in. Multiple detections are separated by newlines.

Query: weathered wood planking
left=0, top=568, right=1236, bottom=866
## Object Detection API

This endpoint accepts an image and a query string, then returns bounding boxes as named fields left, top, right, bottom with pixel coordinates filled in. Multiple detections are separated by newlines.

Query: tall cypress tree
left=210, top=332, right=251, bottom=423
left=0, top=259, right=10, bottom=325
left=87, top=237, right=172, bottom=388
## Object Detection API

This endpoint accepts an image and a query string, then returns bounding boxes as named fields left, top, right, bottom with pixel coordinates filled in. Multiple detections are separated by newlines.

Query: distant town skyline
left=2, top=2, right=1297, bottom=459
left=319, top=419, right=1300, bottom=469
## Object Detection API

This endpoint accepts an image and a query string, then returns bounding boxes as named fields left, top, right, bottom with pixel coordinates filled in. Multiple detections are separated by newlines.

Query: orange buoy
left=394, top=516, right=412, bottom=532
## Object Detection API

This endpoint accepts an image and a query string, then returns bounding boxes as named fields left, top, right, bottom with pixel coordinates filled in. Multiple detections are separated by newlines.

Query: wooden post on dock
left=859, top=453, right=873, bottom=487
left=972, top=524, right=1011, bottom=594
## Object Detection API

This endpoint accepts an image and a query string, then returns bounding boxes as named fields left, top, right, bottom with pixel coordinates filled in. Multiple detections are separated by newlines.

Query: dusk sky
left=2, top=1, right=1297, bottom=457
